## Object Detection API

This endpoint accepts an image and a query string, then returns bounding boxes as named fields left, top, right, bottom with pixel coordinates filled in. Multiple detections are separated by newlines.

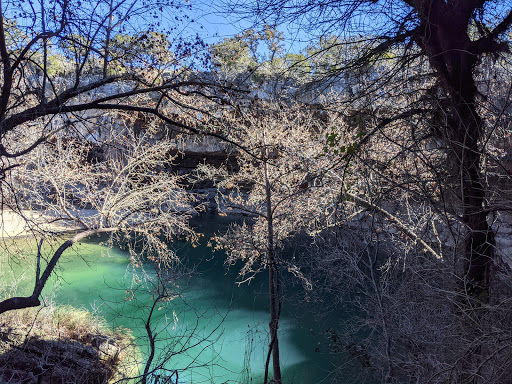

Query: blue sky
left=185, top=0, right=311, bottom=53
left=183, top=1, right=250, bottom=42
left=1, top=0, right=311, bottom=57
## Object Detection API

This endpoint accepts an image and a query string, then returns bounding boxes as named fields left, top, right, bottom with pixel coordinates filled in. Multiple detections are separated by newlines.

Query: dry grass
left=0, top=304, right=141, bottom=383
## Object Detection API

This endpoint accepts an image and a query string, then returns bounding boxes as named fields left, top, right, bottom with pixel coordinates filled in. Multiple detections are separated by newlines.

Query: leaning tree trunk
left=0, top=228, right=117, bottom=315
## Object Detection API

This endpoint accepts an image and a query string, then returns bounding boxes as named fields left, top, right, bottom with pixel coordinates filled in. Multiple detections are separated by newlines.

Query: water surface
left=1, top=218, right=341, bottom=383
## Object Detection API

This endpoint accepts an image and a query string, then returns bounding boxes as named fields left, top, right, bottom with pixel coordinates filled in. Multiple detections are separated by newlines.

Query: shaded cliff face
left=171, top=150, right=239, bottom=173
left=168, top=149, right=244, bottom=212
left=124, top=115, right=241, bottom=190
left=170, top=149, right=239, bottom=187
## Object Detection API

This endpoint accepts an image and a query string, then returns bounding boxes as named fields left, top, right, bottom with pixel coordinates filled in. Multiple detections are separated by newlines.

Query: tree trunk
left=263, top=160, right=282, bottom=384
left=102, top=0, right=114, bottom=78
left=454, top=104, right=494, bottom=301
left=0, top=228, right=117, bottom=315
left=267, top=249, right=282, bottom=383
left=416, top=0, right=495, bottom=301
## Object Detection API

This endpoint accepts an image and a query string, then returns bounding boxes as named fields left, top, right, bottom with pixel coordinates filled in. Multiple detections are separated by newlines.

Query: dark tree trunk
left=102, top=0, right=114, bottom=78
left=454, top=104, right=494, bottom=300
left=263, top=160, right=282, bottom=384
left=267, top=250, right=282, bottom=383
left=0, top=228, right=117, bottom=315
left=415, top=0, right=495, bottom=300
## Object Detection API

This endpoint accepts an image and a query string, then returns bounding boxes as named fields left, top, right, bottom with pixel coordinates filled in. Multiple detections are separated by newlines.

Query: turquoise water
left=2, top=220, right=340, bottom=383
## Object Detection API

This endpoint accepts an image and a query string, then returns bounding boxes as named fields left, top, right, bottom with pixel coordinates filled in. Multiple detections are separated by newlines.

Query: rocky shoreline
left=0, top=306, right=139, bottom=384
left=0, top=210, right=87, bottom=239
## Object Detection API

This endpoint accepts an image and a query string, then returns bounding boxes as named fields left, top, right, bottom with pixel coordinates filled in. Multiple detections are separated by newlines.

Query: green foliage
left=58, top=33, right=93, bottom=63
left=44, top=53, right=73, bottom=76
left=305, top=34, right=394, bottom=79
left=3, top=17, right=28, bottom=51
left=109, top=31, right=173, bottom=70
left=210, top=35, right=256, bottom=73
left=210, top=25, right=288, bottom=78
left=323, top=124, right=364, bottom=156
left=305, top=34, right=347, bottom=75
left=283, top=53, right=311, bottom=72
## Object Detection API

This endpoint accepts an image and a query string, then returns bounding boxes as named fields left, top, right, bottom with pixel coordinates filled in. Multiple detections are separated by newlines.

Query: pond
left=1, top=214, right=353, bottom=383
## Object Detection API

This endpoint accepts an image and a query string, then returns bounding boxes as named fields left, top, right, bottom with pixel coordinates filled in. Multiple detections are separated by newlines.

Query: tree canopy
left=1, top=0, right=512, bottom=383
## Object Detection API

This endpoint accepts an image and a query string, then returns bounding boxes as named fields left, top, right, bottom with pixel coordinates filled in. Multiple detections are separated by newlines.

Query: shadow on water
left=2, top=214, right=347, bottom=383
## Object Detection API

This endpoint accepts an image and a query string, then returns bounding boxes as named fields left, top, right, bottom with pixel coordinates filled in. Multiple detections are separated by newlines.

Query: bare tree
left=0, top=0, right=252, bottom=314
left=104, top=265, right=225, bottom=384
left=203, top=100, right=341, bottom=383
left=0, top=121, right=202, bottom=314
left=234, top=0, right=512, bottom=301
left=0, top=0, right=237, bottom=187
left=217, top=1, right=512, bottom=382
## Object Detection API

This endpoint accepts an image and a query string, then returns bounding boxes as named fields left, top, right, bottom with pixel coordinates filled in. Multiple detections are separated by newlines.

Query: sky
left=185, top=0, right=311, bottom=53
left=176, top=1, right=251, bottom=43
left=1, top=0, right=313, bottom=59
